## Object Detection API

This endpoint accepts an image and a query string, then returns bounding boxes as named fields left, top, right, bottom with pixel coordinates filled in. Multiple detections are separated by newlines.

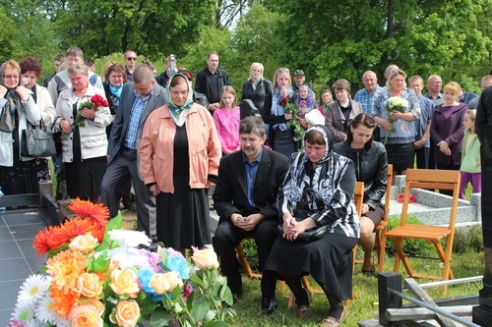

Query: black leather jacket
left=333, top=140, right=388, bottom=209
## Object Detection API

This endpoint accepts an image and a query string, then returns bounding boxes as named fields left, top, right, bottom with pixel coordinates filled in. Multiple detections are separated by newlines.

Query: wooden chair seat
left=384, top=225, right=451, bottom=240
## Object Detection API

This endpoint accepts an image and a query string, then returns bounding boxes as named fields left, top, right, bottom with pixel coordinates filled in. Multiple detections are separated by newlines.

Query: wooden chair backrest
left=399, top=169, right=460, bottom=227
left=383, top=164, right=393, bottom=220
left=354, top=181, right=364, bottom=216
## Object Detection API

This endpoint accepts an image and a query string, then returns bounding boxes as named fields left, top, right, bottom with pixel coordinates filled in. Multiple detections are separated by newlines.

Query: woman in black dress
left=263, top=125, right=360, bottom=326
left=138, top=73, right=221, bottom=251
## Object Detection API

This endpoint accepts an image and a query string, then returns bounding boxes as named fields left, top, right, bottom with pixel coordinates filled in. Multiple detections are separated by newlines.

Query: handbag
left=21, top=119, right=57, bottom=157
left=277, top=187, right=329, bottom=242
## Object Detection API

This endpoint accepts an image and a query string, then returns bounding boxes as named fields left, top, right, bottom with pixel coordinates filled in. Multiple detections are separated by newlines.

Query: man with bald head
left=354, top=70, right=381, bottom=114
left=384, top=64, right=399, bottom=79
left=425, top=75, right=444, bottom=106
left=468, top=75, right=492, bottom=109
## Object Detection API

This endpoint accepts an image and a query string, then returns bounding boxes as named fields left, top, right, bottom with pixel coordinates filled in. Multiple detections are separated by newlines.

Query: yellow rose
left=115, top=300, right=140, bottom=327
left=149, top=272, right=183, bottom=295
left=192, top=248, right=220, bottom=269
left=77, top=273, right=103, bottom=298
left=110, top=269, right=140, bottom=298
left=70, top=234, right=99, bottom=253
left=69, top=304, right=103, bottom=327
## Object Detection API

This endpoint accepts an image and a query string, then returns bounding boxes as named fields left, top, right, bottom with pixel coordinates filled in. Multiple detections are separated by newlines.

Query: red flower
left=90, top=94, right=109, bottom=108
left=278, top=97, right=289, bottom=106
left=396, top=193, right=416, bottom=203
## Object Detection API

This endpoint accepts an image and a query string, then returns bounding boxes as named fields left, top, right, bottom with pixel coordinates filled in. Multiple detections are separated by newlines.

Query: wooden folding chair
left=352, top=165, right=392, bottom=273
left=236, top=236, right=262, bottom=279
left=288, top=182, right=364, bottom=308
left=384, top=169, right=460, bottom=293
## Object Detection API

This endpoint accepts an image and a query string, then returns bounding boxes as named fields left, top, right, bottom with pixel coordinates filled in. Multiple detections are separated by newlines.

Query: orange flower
left=47, top=250, right=87, bottom=291
left=115, top=301, right=140, bottom=327
left=68, top=198, right=110, bottom=226
left=51, top=286, right=80, bottom=317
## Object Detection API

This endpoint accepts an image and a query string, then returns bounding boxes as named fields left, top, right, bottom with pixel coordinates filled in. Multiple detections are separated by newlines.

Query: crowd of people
left=0, top=47, right=488, bottom=326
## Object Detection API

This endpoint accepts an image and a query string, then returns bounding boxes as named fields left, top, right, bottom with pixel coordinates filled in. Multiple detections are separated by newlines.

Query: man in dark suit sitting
left=100, top=64, right=167, bottom=239
left=212, top=116, right=289, bottom=312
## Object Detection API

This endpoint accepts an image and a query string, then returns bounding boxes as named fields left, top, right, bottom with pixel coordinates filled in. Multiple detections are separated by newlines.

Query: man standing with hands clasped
left=212, top=116, right=289, bottom=312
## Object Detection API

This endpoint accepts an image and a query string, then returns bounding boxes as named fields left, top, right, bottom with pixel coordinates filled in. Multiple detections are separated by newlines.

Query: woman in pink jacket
left=138, top=73, right=221, bottom=251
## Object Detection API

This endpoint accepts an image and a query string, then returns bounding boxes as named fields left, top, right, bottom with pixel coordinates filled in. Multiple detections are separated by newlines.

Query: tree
left=266, top=0, right=492, bottom=93
left=45, top=0, right=216, bottom=59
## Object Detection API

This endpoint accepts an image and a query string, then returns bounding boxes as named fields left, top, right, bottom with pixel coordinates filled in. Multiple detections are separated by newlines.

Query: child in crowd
left=318, top=89, right=334, bottom=116
left=214, top=85, right=241, bottom=155
left=459, top=109, right=481, bottom=199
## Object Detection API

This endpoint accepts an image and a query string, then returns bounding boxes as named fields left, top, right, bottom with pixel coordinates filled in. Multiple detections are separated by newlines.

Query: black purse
left=21, top=119, right=57, bottom=157
left=277, top=187, right=329, bottom=242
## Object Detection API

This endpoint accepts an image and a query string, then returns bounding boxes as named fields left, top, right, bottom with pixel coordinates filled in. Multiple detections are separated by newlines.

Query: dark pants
left=415, top=146, right=430, bottom=169
left=100, top=146, right=157, bottom=240
left=212, top=218, right=278, bottom=296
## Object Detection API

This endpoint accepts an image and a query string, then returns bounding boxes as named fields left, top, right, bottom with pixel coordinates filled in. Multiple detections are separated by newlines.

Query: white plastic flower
left=35, top=294, right=57, bottom=324
left=12, top=302, right=35, bottom=323
left=109, top=230, right=151, bottom=247
left=16, top=275, right=50, bottom=306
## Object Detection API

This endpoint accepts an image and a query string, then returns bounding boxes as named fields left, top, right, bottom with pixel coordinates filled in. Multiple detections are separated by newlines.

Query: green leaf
left=204, top=321, right=229, bottom=327
left=149, top=307, right=172, bottom=327
left=95, top=211, right=122, bottom=252
left=190, top=302, right=209, bottom=322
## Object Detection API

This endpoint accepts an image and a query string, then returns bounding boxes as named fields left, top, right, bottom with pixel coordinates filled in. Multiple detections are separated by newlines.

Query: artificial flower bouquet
left=383, top=96, right=408, bottom=144
left=9, top=198, right=236, bottom=327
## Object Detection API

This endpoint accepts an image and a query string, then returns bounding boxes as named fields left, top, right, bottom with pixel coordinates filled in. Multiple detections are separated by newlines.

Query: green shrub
left=467, top=224, right=484, bottom=252
left=386, top=215, right=434, bottom=256
left=452, top=229, right=467, bottom=254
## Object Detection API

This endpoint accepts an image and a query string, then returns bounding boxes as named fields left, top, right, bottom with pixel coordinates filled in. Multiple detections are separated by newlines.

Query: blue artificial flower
left=137, top=266, right=162, bottom=302
left=165, top=256, right=191, bottom=280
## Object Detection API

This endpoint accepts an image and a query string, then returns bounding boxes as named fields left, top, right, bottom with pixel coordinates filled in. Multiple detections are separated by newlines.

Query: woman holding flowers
left=261, top=67, right=299, bottom=157
left=373, top=69, right=420, bottom=176
left=53, top=64, right=112, bottom=201
left=138, top=72, right=221, bottom=251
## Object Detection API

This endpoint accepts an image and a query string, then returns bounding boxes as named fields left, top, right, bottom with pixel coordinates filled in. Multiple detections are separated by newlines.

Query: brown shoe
left=320, top=306, right=348, bottom=327
left=298, top=305, right=311, bottom=319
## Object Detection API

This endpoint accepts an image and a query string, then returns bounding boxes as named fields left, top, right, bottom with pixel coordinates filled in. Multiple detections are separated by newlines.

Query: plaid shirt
left=354, top=85, right=381, bottom=114
left=123, top=90, right=152, bottom=149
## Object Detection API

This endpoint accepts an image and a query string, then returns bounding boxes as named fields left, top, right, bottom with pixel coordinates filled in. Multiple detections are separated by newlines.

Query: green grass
left=231, top=249, right=484, bottom=326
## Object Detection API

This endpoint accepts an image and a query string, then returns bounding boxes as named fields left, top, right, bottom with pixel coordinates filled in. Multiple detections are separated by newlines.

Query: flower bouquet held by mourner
left=384, top=96, right=408, bottom=144
left=284, top=102, right=304, bottom=142
left=9, top=198, right=236, bottom=327
left=61, top=94, right=109, bottom=139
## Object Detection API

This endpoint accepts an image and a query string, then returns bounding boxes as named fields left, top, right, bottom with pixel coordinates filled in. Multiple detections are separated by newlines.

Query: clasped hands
left=231, top=213, right=264, bottom=232
left=437, top=140, right=451, bottom=156
left=281, top=212, right=316, bottom=241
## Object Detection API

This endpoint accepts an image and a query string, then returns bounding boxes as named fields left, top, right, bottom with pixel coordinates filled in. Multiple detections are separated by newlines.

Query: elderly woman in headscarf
left=0, top=60, right=54, bottom=195
left=138, top=72, right=221, bottom=252
left=262, top=125, right=360, bottom=327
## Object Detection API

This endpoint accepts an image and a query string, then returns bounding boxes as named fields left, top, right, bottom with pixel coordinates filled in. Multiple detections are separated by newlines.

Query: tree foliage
left=46, top=0, right=216, bottom=59
left=264, top=0, right=492, bottom=93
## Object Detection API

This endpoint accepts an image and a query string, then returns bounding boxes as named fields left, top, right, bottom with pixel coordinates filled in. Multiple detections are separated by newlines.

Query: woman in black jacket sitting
left=333, top=113, right=388, bottom=275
